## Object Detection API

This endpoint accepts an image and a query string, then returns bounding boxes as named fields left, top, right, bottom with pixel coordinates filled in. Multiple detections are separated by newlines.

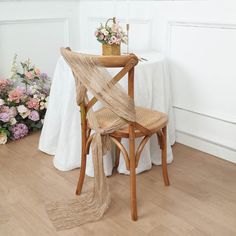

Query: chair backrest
left=61, top=47, right=151, bottom=135
left=61, top=47, right=138, bottom=123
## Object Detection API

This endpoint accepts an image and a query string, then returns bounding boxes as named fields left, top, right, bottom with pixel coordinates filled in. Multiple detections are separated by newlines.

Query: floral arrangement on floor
left=0, top=55, right=50, bottom=144
left=95, top=17, right=128, bottom=45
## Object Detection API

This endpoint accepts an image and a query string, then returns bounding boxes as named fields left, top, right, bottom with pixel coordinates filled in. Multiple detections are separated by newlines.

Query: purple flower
left=28, top=110, right=40, bottom=121
left=11, top=123, right=28, bottom=140
left=0, top=112, right=10, bottom=122
left=40, top=73, right=48, bottom=80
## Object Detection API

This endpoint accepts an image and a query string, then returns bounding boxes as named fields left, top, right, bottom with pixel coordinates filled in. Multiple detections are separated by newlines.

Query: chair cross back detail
left=64, top=47, right=152, bottom=136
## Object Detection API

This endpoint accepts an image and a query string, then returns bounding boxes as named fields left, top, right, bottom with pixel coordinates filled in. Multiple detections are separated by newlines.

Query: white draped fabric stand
left=39, top=51, right=175, bottom=177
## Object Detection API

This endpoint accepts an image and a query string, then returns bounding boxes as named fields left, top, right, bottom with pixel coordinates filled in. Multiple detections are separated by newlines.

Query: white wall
left=78, top=0, right=236, bottom=163
left=1, top=0, right=236, bottom=163
left=0, top=0, right=80, bottom=77
left=155, top=1, right=236, bottom=163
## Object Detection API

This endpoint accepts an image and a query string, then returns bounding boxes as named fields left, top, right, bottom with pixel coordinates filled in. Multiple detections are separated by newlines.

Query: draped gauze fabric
left=45, top=48, right=136, bottom=231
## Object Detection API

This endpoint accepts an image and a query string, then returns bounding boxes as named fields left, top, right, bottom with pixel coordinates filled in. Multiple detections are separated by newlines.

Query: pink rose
left=9, top=107, right=17, bottom=117
left=0, top=79, right=12, bottom=94
left=25, top=71, right=33, bottom=79
left=26, top=98, right=40, bottom=110
left=34, top=68, right=40, bottom=76
left=8, top=88, right=24, bottom=103
left=0, top=105, right=10, bottom=113
left=0, top=79, right=11, bottom=90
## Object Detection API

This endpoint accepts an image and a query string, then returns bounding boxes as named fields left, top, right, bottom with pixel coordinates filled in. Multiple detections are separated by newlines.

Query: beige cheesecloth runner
left=45, top=48, right=136, bottom=231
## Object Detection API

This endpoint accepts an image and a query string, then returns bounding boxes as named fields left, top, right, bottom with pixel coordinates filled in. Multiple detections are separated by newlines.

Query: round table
left=39, top=51, right=175, bottom=176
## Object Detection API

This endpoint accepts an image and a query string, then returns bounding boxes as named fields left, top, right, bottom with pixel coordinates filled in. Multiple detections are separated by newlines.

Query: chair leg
left=115, top=138, right=121, bottom=168
left=76, top=151, right=87, bottom=195
left=76, top=112, right=87, bottom=195
left=129, top=126, right=137, bottom=221
left=161, top=126, right=170, bottom=186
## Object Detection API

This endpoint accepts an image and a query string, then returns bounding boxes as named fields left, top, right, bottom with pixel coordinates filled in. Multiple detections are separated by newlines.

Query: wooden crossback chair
left=64, top=48, right=170, bottom=221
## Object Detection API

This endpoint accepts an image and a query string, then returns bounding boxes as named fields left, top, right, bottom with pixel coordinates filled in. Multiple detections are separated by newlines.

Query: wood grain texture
left=0, top=132, right=236, bottom=236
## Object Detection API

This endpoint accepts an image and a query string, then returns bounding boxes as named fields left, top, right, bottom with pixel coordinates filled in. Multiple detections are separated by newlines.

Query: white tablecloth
left=39, top=51, right=175, bottom=176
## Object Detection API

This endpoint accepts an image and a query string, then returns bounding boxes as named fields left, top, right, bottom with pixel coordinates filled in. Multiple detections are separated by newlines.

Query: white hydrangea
left=101, top=28, right=109, bottom=36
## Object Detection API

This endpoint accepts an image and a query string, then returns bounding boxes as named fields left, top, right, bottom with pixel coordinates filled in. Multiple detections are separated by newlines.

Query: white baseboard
left=176, top=129, right=236, bottom=164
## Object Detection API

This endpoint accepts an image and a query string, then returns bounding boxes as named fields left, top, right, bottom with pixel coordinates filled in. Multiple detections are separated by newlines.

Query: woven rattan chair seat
left=90, top=106, right=168, bottom=138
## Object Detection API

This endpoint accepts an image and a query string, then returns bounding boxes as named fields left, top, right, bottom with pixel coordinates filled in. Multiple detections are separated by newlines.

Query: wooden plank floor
left=0, top=132, right=236, bottom=236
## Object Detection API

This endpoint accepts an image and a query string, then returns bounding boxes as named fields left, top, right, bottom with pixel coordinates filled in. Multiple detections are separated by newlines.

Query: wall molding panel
left=162, top=7, right=236, bottom=163
left=173, top=106, right=236, bottom=125
left=0, top=17, right=70, bottom=45
left=0, top=1, right=80, bottom=77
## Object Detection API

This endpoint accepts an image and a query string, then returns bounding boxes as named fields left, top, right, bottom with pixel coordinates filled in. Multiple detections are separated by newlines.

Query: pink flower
left=25, top=71, right=33, bottom=79
left=34, top=68, right=40, bottom=76
left=0, top=105, right=10, bottom=113
left=111, top=23, right=120, bottom=32
left=99, top=34, right=104, bottom=40
left=0, top=79, right=10, bottom=88
left=0, top=79, right=11, bottom=92
left=9, top=107, right=17, bottom=117
left=110, top=36, right=117, bottom=43
left=94, top=30, right=99, bottom=37
left=8, top=88, right=24, bottom=103
left=115, top=38, right=121, bottom=44
left=26, top=98, right=40, bottom=110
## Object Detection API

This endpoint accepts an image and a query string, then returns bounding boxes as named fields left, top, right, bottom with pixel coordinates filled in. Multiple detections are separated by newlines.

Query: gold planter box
left=102, top=44, right=121, bottom=56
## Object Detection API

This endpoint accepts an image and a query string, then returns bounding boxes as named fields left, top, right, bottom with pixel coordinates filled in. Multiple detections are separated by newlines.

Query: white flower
left=44, top=96, right=49, bottom=109
left=0, top=99, right=5, bottom=106
left=0, top=132, right=7, bottom=144
left=17, top=105, right=30, bottom=119
left=40, top=94, right=46, bottom=100
left=40, top=101, right=45, bottom=110
left=45, top=101, right=48, bottom=109
left=10, top=118, right=17, bottom=125
left=17, top=105, right=28, bottom=113
left=29, top=86, right=36, bottom=94
left=20, top=110, right=30, bottom=119
left=101, top=28, right=109, bottom=36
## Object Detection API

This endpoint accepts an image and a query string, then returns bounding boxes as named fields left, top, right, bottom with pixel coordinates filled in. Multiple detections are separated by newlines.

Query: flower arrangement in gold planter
left=95, top=17, right=128, bottom=56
